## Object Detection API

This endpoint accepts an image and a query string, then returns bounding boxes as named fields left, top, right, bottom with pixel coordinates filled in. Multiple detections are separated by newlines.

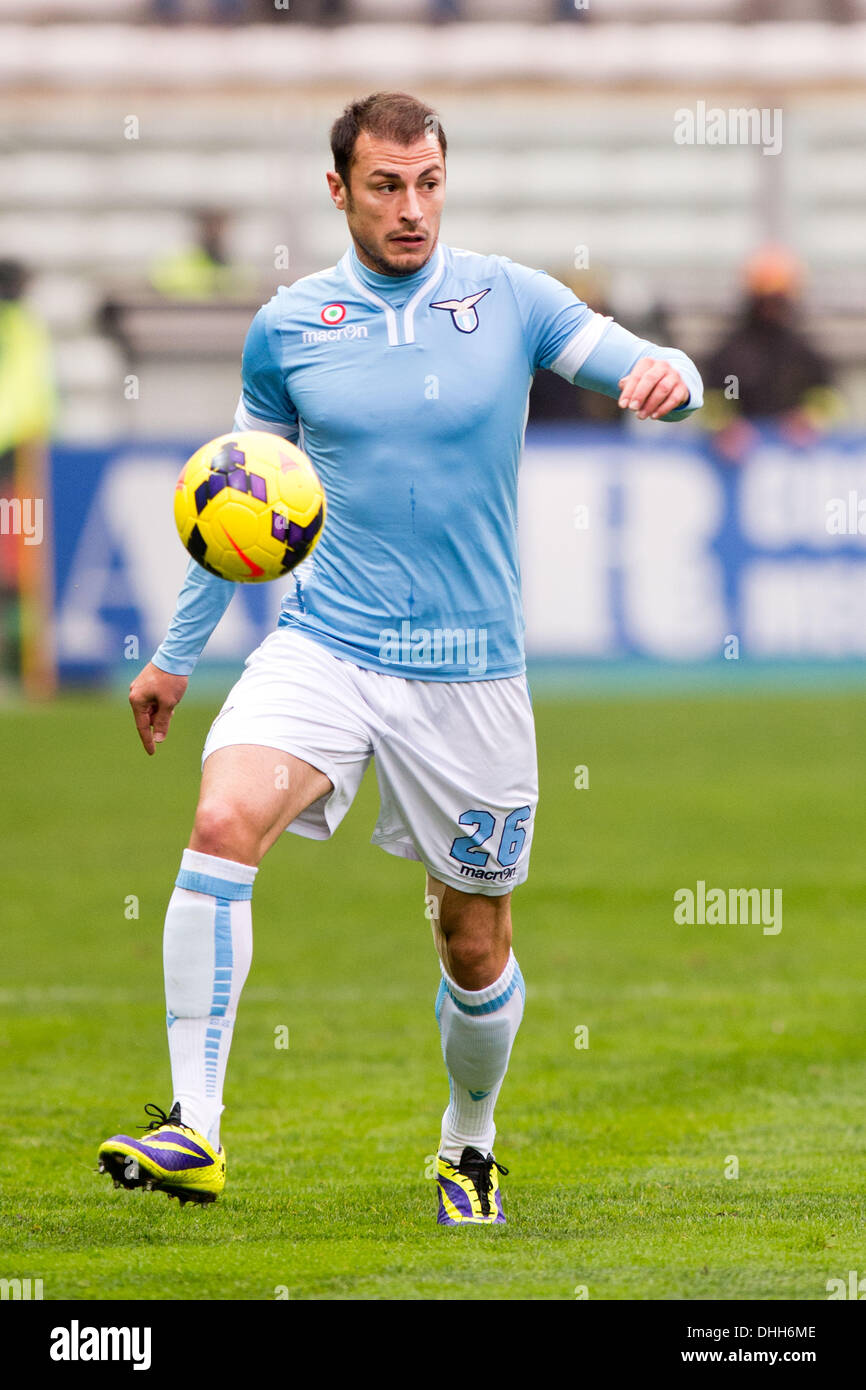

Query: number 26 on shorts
left=449, top=806, right=532, bottom=869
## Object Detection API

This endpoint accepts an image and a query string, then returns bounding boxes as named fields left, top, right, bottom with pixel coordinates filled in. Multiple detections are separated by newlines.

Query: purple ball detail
left=249, top=472, right=268, bottom=503
left=210, top=442, right=246, bottom=474
left=303, top=505, right=324, bottom=541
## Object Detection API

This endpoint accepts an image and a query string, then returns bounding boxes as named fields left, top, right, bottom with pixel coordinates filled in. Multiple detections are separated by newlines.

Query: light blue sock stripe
left=205, top=900, right=233, bottom=1096
left=210, top=900, right=233, bottom=1020
left=176, top=869, right=252, bottom=901
left=444, top=972, right=519, bottom=1017
left=434, top=978, right=447, bottom=1024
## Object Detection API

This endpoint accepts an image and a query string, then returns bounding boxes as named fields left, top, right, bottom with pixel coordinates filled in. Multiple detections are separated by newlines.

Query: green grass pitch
left=1, top=685, right=864, bottom=1301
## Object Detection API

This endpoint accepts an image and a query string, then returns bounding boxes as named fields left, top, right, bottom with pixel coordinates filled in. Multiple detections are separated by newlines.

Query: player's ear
left=326, top=171, right=347, bottom=211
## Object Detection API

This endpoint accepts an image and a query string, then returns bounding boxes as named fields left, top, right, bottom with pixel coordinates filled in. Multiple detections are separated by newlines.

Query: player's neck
left=349, top=240, right=441, bottom=291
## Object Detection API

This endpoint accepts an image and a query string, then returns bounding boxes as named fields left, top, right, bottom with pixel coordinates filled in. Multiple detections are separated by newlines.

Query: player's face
left=327, top=132, right=445, bottom=277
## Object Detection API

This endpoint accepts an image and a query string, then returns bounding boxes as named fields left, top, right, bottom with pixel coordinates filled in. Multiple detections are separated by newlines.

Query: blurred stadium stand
left=1, top=14, right=865, bottom=437
left=1, top=2, right=865, bottom=20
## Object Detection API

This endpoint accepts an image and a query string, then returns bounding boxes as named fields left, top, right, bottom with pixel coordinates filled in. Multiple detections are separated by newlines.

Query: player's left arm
left=502, top=260, right=702, bottom=423
left=617, top=358, right=689, bottom=421
left=576, top=320, right=702, bottom=423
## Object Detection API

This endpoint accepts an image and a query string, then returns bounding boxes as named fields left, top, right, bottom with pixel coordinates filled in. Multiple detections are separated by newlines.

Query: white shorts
left=202, top=627, right=538, bottom=896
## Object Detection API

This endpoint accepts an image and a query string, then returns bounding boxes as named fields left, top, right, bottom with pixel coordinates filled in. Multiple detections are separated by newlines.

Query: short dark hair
left=330, top=92, right=446, bottom=187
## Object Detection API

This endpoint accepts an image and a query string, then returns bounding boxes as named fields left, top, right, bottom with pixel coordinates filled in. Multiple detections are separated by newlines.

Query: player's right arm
left=130, top=298, right=299, bottom=755
left=129, top=556, right=235, bottom=755
left=129, top=660, right=190, bottom=757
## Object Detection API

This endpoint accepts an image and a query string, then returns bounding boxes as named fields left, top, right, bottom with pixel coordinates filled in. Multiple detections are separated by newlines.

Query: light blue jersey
left=154, top=242, right=702, bottom=680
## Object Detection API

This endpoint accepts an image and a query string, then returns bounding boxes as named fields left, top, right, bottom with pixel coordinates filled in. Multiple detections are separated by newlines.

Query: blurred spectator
left=528, top=271, right=623, bottom=426
left=152, top=0, right=249, bottom=21
left=429, top=0, right=461, bottom=22
left=0, top=262, right=55, bottom=461
left=634, top=299, right=675, bottom=350
left=740, top=0, right=855, bottom=21
left=553, top=0, right=590, bottom=21
left=148, top=209, right=252, bottom=301
left=702, top=245, right=845, bottom=462
left=100, top=209, right=260, bottom=370
left=0, top=261, right=56, bottom=685
left=251, top=0, right=347, bottom=20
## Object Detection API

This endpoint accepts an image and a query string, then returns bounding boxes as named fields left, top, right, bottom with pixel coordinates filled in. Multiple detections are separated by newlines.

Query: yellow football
left=173, top=431, right=326, bottom=583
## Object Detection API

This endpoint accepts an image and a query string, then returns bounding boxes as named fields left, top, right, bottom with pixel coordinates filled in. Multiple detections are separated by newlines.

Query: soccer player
left=98, top=92, right=702, bottom=1223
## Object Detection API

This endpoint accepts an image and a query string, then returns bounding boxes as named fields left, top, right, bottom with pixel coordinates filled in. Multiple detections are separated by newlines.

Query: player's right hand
left=129, top=661, right=189, bottom=756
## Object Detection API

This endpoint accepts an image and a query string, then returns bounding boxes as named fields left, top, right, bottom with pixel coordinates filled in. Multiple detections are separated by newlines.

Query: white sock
left=436, top=949, right=525, bottom=1164
left=163, top=848, right=256, bottom=1150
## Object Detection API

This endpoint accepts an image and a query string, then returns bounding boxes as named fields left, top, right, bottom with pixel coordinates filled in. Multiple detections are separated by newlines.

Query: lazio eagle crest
left=430, top=289, right=491, bottom=334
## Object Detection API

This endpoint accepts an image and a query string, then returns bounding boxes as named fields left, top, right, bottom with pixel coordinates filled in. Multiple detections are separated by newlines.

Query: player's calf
left=428, top=877, right=524, bottom=1225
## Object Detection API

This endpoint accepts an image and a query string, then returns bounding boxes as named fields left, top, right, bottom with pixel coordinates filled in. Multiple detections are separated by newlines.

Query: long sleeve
left=151, top=558, right=237, bottom=676
left=574, top=321, right=703, bottom=422
left=151, top=297, right=299, bottom=676
left=502, top=258, right=703, bottom=423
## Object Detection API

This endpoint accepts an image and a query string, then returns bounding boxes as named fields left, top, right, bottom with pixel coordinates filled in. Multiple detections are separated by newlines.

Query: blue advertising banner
left=518, top=426, right=866, bottom=664
left=51, top=441, right=283, bottom=682
left=50, top=428, right=866, bottom=683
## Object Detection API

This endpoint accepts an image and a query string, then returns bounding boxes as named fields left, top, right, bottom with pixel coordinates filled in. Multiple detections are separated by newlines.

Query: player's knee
left=444, top=927, right=510, bottom=990
left=437, top=889, right=511, bottom=942
left=190, top=800, right=257, bottom=864
left=447, top=934, right=490, bottom=977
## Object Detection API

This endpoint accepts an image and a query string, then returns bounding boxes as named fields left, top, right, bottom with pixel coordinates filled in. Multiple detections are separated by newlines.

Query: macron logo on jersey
left=302, top=322, right=369, bottom=345
left=301, top=301, right=368, bottom=345
left=431, top=289, right=491, bottom=334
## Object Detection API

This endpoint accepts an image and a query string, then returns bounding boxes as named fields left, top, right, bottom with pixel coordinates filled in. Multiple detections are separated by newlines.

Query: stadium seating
left=1, top=17, right=865, bottom=434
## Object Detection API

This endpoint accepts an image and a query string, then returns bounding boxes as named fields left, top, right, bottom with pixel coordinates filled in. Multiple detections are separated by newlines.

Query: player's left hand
left=618, top=358, right=690, bottom=421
